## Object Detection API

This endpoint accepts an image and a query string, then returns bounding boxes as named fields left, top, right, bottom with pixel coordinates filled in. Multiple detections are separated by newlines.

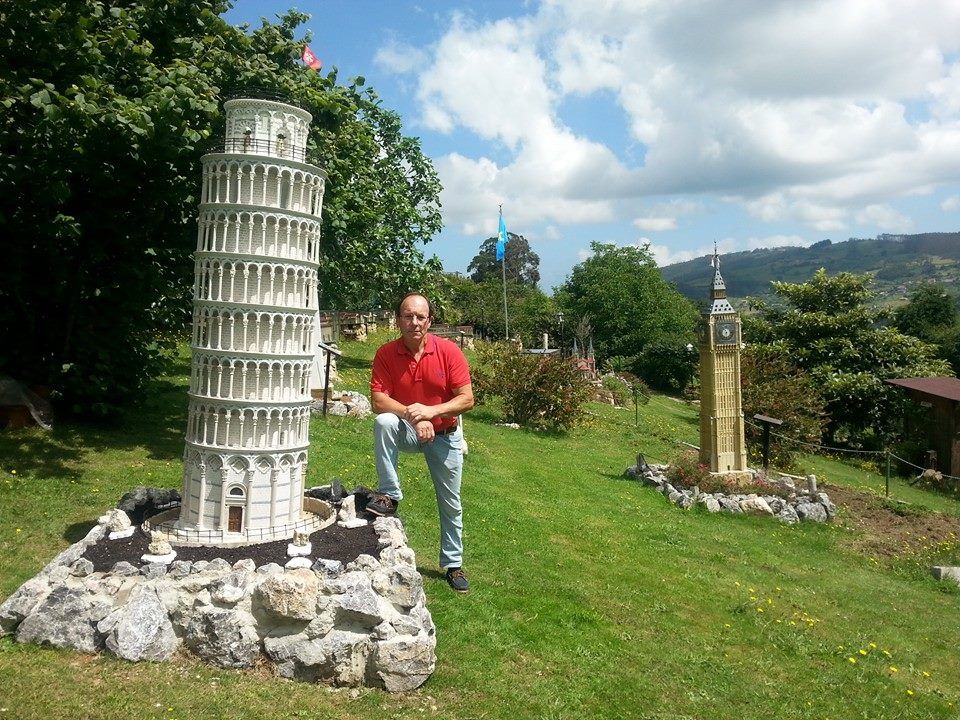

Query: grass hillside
left=661, top=232, right=960, bottom=305
left=1, top=335, right=959, bottom=719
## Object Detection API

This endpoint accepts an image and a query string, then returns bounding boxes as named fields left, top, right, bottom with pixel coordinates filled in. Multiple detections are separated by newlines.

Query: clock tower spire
left=698, top=246, right=749, bottom=477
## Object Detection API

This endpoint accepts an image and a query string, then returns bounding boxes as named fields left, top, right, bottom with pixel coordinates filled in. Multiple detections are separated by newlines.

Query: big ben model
left=698, top=249, right=749, bottom=478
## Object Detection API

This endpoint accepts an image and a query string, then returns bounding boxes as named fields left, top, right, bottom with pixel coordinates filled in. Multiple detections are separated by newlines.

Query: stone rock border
left=310, top=391, right=372, bottom=418
left=0, top=511, right=435, bottom=692
left=932, top=566, right=960, bottom=588
left=624, top=462, right=835, bottom=524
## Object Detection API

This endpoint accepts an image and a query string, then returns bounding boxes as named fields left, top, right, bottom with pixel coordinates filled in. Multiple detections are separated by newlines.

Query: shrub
left=600, top=374, right=632, bottom=406
left=664, top=450, right=712, bottom=488
left=472, top=342, right=591, bottom=430
left=666, top=450, right=788, bottom=497
left=740, top=345, right=827, bottom=470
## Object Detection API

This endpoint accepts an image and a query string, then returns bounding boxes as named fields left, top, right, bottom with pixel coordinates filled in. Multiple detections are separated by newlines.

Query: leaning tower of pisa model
left=175, top=97, right=327, bottom=544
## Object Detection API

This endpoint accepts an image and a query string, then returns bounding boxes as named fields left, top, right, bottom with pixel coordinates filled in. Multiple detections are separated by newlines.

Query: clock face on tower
left=714, top=321, right=737, bottom=344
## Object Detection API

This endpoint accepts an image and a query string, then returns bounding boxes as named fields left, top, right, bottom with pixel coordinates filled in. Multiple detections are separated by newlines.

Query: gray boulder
left=332, top=587, right=395, bottom=629
left=698, top=497, right=721, bottom=513
left=111, top=561, right=140, bottom=576
left=254, top=569, right=319, bottom=621
left=370, top=633, right=437, bottom=692
left=103, top=586, right=178, bottom=661
left=372, top=565, right=424, bottom=609
left=796, top=502, right=828, bottom=523
left=265, top=629, right=371, bottom=685
left=765, top=496, right=786, bottom=514
left=0, top=576, right=51, bottom=634
left=718, top=497, right=743, bottom=513
left=776, top=505, right=800, bottom=524
left=740, top=496, right=773, bottom=516
left=312, top=558, right=344, bottom=577
left=183, top=606, right=259, bottom=668
left=16, top=585, right=113, bottom=653
left=211, top=570, right=251, bottom=605
left=817, top=492, right=837, bottom=519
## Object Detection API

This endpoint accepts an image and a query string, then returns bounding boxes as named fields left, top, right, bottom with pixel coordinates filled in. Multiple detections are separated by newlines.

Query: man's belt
left=435, top=422, right=458, bottom=436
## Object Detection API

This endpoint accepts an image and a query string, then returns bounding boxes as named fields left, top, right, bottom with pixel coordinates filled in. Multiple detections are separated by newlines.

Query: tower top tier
left=704, top=252, right=735, bottom=316
left=223, top=98, right=313, bottom=163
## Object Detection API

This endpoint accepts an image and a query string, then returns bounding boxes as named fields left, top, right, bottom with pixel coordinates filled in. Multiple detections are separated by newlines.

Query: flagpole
left=500, top=205, right=509, bottom=340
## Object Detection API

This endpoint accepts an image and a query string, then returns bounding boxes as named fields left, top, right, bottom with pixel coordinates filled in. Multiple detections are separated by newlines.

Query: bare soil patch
left=825, top=483, right=960, bottom=560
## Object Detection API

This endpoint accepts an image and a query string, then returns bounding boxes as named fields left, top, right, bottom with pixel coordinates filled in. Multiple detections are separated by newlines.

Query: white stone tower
left=698, top=249, right=749, bottom=477
left=175, top=97, right=328, bottom=544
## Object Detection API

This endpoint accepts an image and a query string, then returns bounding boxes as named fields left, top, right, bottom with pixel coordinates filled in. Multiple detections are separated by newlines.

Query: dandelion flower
left=890, top=666, right=899, bottom=673
left=848, top=657, right=857, bottom=664
left=922, top=671, right=930, bottom=677
left=906, top=689, right=914, bottom=697
left=859, top=649, right=868, bottom=656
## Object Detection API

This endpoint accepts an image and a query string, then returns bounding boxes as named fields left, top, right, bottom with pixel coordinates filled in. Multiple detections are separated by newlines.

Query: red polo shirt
left=370, top=334, right=471, bottom=432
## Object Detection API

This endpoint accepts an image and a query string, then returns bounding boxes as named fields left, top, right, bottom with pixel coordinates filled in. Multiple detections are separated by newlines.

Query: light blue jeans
left=373, top=413, right=464, bottom=569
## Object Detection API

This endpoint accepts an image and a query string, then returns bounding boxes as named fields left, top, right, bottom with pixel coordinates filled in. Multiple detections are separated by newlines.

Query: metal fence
left=142, top=497, right=334, bottom=546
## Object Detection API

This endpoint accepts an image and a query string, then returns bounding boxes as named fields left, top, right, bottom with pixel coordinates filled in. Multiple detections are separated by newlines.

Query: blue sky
left=225, top=0, right=960, bottom=290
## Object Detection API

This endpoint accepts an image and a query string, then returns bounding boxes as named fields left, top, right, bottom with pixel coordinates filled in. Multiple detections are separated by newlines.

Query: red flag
left=301, top=45, right=322, bottom=71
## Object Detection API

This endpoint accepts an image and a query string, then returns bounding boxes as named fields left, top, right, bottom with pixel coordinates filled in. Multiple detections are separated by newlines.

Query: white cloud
left=855, top=204, right=914, bottom=232
left=651, top=235, right=816, bottom=266
left=373, top=41, right=429, bottom=75
left=745, top=235, right=813, bottom=251
left=632, top=216, right=676, bottom=231
left=942, top=195, right=960, bottom=211
left=741, top=194, right=848, bottom=232
left=649, top=237, right=739, bottom=267
left=410, top=0, right=960, bottom=237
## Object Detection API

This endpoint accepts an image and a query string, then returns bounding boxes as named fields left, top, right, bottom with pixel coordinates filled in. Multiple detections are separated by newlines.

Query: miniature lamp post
left=556, top=311, right=564, bottom=356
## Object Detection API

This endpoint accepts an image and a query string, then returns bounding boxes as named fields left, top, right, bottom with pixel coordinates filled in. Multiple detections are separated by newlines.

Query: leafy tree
left=635, top=337, right=698, bottom=393
left=739, top=345, right=827, bottom=469
left=894, top=284, right=956, bottom=337
left=558, top=242, right=698, bottom=370
left=443, top=274, right=557, bottom=346
left=0, top=2, right=442, bottom=415
left=747, top=269, right=951, bottom=446
left=893, top=283, right=959, bottom=372
left=467, top=233, right=540, bottom=286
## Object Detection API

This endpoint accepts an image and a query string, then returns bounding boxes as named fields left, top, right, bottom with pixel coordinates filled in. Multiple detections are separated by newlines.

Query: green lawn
left=1, top=338, right=959, bottom=719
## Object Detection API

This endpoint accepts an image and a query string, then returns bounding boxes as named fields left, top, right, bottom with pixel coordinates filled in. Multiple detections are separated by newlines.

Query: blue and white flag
left=496, top=213, right=509, bottom=261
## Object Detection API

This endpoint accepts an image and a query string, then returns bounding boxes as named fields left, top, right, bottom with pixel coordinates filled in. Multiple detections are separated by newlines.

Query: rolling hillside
left=661, top=232, right=960, bottom=304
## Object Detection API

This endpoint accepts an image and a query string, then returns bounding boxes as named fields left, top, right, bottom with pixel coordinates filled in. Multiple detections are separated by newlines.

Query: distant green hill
left=661, top=232, right=960, bottom=305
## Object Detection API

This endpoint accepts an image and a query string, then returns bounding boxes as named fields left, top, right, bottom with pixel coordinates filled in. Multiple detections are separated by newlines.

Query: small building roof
left=886, top=377, right=960, bottom=402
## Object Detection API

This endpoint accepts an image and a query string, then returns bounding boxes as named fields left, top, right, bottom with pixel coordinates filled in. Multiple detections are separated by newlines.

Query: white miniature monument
left=175, top=97, right=328, bottom=544
left=0, top=96, right=438, bottom=691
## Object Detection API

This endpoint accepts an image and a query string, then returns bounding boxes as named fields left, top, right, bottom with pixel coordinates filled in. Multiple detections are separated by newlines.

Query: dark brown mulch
left=83, top=517, right=381, bottom=573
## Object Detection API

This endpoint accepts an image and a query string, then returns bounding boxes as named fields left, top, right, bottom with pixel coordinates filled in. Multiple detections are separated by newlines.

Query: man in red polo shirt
left=368, top=292, right=475, bottom=593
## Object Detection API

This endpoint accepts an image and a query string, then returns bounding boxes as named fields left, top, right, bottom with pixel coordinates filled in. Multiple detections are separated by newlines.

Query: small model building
left=698, top=249, right=749, bottom=477
left=175, top=97, right=328, bottom=543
